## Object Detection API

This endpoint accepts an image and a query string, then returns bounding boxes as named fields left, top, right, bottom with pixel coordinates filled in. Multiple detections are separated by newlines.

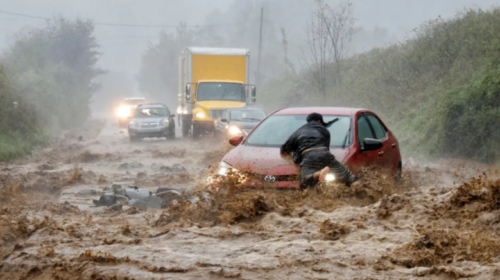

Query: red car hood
left=222, top=145, right=350, bottom=176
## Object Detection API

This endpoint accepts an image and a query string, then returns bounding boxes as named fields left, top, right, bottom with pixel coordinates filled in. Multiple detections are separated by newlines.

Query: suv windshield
left=133, top=108, right=168, bottom=118
left=230, top=110, right=266, bottom=122
left=197, top=82, right=246, bottom=102
left=245, top=114, right=351, bottom=147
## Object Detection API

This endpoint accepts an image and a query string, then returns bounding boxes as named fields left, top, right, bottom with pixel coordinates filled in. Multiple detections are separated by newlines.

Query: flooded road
left=1, top=118, right=500, bottom=280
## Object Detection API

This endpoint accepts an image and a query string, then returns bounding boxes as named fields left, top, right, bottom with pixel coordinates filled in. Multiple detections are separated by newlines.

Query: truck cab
left=177, top=47, right=256, bottom=138
left=185, top=80, right=256, bottom=137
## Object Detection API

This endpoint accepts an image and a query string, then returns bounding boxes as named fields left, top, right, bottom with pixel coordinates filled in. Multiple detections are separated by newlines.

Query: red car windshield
left=245, top=114, right=351, bottom=147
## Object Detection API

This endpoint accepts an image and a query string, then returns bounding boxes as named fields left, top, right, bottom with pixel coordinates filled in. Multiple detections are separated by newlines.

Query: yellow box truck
left=177, top=47, right=256, bottom=138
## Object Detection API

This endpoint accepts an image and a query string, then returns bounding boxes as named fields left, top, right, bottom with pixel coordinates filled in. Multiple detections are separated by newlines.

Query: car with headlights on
left=214, top=107, right=402, bottom=189
left=128, top=103, right=176, bottom=141
left=215, top=107, right=266, bottom=138
left=116, top=97, right=147, bottom=128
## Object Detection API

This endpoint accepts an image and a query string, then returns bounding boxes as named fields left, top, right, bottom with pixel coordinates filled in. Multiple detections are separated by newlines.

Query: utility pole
left=257, top=7, right=264, bottom=87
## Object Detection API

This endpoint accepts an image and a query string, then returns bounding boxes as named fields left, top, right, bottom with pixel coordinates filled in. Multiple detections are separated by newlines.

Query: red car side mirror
left=229, top=135, right=244, bottom=146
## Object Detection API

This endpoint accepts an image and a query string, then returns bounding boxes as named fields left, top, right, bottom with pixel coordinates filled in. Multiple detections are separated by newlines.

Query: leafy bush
left=434, top=66, right=500, bottom=163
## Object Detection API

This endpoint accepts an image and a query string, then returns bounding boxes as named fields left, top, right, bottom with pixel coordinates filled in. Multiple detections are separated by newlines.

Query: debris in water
left=377, top=194, right=409, bottom=218
left=67, top=168, right=83, bottom=184
left=390, top=227, right=500, bottom=268
left=157, top=189, right=183, bottom=207
left=37, top=163, right=56, bottom=171
left=125, top=187, right=152, bottom=200
left=219, top=193, right=270, bottom=224
left=118, top=161, right=144, bottom=170
left=110, top=204, right=123, bottom=211
left=130, top=196, right=163, bottom=210
left=93, top=193, right=117, bottom=207
left=78, top=189, right=97, bottom=196
left=136, top=172, right=147, bottom=179
left=160, top=164, right=187, bottom=173
left=97, top=175, right=108, bottom=184
left=450, top=173, right=500, bottom=210
left=156, top=187, right=177, bottom=194
left=318, top=219, right=350, bottom=240
left=76, top=150, right=101, bottom=163
left=151, top=148, right=186, bottom=158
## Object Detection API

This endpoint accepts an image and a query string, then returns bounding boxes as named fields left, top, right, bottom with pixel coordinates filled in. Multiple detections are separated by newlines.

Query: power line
left=0, top=8, right=295, bottom=29
left=0, top=9, right=241, bottom=28
left=0, top=10, right=46, bottom=20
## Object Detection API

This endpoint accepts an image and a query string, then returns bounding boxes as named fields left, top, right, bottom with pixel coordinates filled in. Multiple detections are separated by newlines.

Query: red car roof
left=274, top=107, right=366, bottom=116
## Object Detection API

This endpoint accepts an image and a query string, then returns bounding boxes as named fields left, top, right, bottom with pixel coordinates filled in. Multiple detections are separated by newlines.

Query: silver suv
left=128, top=103, right=176, bottom=141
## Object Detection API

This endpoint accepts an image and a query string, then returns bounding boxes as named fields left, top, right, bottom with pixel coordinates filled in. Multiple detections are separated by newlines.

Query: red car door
left=365, top=113, right=394, bottom=170
left=366, top=113, right=398, bottom=171
left=347, top=114, right=378, bottom=174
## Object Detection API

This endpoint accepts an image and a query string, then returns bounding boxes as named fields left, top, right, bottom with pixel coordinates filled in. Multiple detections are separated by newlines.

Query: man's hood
left=222, top=145, right=350, bottom=176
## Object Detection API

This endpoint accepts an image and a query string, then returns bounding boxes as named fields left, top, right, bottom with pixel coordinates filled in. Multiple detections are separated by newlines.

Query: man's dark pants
left=299, top=150, right=355, bottom=189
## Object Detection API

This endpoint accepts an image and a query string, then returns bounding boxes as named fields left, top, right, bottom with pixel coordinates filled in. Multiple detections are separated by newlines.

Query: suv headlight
left=129, top=120, right=135, bottom=127
left=160, top=119, right=169, bottom=126
left=195, top=112, right=206, bottom=119
left=117, top=106, right=130, bottom=118
left=228, top=126, right=242, bottom=135
left=218, top=161, right=236, bottom=176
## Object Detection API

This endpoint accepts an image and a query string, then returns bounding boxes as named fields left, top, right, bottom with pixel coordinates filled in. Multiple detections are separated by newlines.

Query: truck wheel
left=129, top=135, right=139, bottom=142
left=167, top=125, right=176, bottom=139
left=181, top=116, right=190, bottom=137
left=192, top=124, right=200, bottom=139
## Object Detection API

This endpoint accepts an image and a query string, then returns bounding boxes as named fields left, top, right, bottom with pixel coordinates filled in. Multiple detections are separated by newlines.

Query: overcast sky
left=1, top=0, right=498, bottom=75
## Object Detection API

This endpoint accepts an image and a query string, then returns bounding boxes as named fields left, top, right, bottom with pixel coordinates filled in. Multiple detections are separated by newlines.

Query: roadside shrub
left=0, top=68, right=47, bottom=161
left=434, top=66, right=500, bottom=163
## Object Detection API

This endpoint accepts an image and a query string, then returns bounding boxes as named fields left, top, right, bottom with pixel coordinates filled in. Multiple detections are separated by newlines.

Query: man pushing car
left=280, top=112, right=361, bottom=190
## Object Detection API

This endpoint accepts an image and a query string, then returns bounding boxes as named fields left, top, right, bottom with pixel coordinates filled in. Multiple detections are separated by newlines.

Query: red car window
left=357, top=115, right=374, bottom=146
left=365, top=114, right=387, bottom=140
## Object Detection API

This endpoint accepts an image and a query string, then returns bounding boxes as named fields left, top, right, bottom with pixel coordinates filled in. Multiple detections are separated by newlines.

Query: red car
left=216, top=107, right=402, bottom=189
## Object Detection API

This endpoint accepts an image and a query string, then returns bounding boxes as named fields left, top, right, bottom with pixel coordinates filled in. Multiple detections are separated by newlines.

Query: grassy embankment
left=262, top=8, right=500, bottom=164
left=0, top=69, right=46, bottom=161
left=0, top=18, right=102, bottom=162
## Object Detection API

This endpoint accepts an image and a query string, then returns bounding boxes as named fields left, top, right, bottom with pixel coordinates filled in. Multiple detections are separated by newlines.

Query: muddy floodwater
left=1, top=119, right=500, bottom=280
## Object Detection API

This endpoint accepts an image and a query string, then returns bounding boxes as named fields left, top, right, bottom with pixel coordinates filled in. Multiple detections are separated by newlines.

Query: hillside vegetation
left=0, top=69, right=46, bottom=160
left=261, top=7, right=500, bottom=164
left=0, top=17, right=103, bottom=161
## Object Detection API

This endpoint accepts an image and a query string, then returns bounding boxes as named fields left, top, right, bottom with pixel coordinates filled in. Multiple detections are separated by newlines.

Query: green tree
left=3, top=17, right=104, bottom=132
